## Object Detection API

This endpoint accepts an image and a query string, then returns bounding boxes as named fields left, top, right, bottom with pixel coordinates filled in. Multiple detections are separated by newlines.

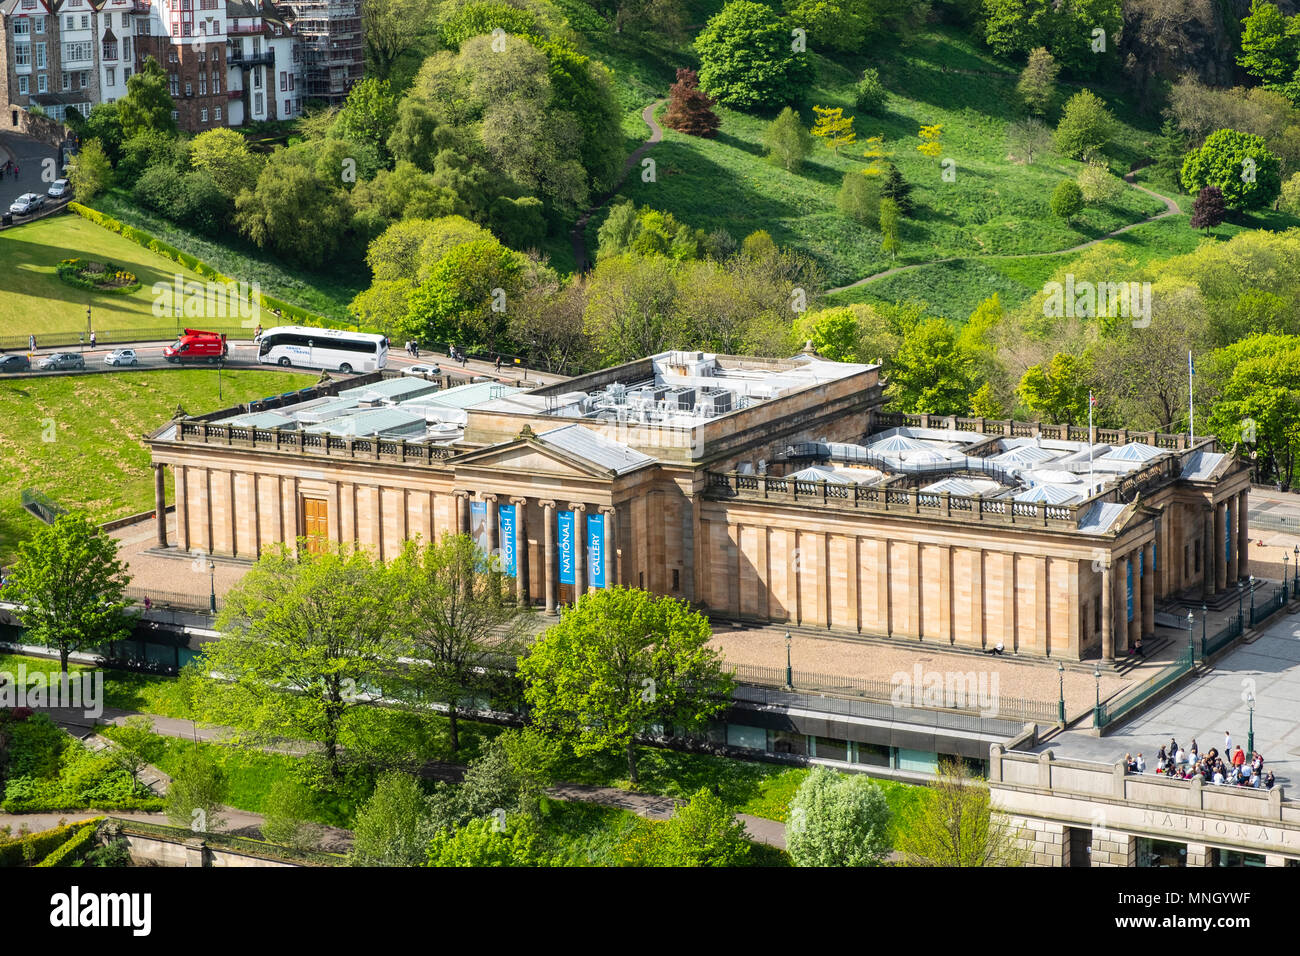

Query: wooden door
left=303, top=498, right=329, bottom=553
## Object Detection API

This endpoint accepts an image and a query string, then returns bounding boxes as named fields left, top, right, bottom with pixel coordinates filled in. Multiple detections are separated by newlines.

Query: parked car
left=0, top=354, right=30, bottom=372
left=47, top=179, right=70, bottom=199
left=9, top=193, right=45, bottom=215
left=402, top=363, right=442, bottom=377
left=104, top=348, right=138, bottom=367
left=36, top=352, right=84, bottom=371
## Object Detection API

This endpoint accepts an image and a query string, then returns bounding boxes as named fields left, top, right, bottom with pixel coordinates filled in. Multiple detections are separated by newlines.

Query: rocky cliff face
left=1119, top=0, right=1298, bottom=110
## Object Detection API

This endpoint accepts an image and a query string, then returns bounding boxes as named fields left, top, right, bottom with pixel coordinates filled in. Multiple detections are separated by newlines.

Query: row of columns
left=1100, top=539, right=1155, bottom=662
left=456, top=491, right=619, bottom=614
left=1204, top=492, right=1249, bottom=599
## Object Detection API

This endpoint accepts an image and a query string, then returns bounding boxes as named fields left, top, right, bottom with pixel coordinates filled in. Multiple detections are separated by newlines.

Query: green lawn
left=0, top=368, right=313, bottom=560
left=0, top=214, right=224, bottom=338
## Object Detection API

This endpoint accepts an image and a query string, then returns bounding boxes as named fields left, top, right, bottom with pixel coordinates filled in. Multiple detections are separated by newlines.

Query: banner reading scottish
left=498, top=503, right=517, bottom=577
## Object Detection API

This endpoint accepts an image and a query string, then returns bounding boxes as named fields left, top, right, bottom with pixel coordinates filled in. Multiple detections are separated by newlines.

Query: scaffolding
left=278, top=0, right=362, bottom=102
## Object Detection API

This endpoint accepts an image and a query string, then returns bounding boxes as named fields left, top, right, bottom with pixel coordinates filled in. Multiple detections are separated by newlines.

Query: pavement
left=0, top=129, right=61, bottom=207
left=1032, top=603, right=1300, bottom=787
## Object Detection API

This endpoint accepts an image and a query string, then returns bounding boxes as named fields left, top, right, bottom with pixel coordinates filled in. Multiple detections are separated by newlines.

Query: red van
left=164, top=329, right=228, bottom=364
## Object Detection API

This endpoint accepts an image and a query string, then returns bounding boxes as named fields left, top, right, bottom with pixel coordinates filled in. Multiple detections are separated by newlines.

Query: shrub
left=786, top=766, right=891, bottom=866
left=35, top=822, right=99, bottom=867
left=837, top=172, right=882, bottom=225
left=0, top=821, right=90, bottom=867
left=854, top=68, right=888, bottom=114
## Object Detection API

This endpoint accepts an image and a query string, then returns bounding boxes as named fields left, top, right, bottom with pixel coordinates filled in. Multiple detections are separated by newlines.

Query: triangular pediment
left=453, top=439, right=617, bottom=480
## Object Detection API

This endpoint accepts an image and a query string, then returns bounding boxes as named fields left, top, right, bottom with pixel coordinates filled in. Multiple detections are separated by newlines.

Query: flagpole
left=1088, top=391, right=1094, bottom=486
left=1188, top=350, right=1195, bottom=445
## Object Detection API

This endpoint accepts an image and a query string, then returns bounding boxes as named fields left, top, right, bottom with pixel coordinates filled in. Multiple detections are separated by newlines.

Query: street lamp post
left=1249, top=574, right=1256, bottom=624
left=1187, top=611, right=1196, bottom=663
left=208, top=559, right=216, bottom=614
left=1247, top=692, right=1255, bottom=758
left=1057, top=662, right=1065, bottom=725
left=784, top=631, right=793, bottom=690
left=1238, top=580, right=1244, bottom=631
left=1286, top=553, right=1291, bottom=603
left=1202, top=603, right=1208, bottom=646
left=1293, top=545, right=1298, bottom=593
left=1093, top=666, right=1102, bottom=728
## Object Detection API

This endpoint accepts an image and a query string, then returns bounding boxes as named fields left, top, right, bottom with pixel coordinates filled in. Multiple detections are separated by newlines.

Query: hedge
left=35, top=820, right=101, bottom=867
left=67, top=202, right=386, bottom=336
left=0, top=821, right=90, bottom=867
left=1, top=795, right=165, bottom=814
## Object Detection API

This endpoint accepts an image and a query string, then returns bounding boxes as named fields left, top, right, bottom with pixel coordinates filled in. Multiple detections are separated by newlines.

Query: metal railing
left=111, top=818, right=345, bottom=866
left=1251, top=586, right=1287, bottom=628
left=20, top=489, right=67, bottom=524
left=873, top=411, right=1203, bottom=450
left=1095, top=643, right=1195, bottom=730
left=1, top=326, right=254, bottom=352
left=1202, top=615, right=1242, bottom=660
left=730, top=661, right=1058, bottom=724
left=124, top=587, right=220, bottom=612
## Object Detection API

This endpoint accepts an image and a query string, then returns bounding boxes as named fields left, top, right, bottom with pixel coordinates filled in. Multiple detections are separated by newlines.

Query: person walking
left=89, top=330, right=96, bottom=349
left=28, top=334, right=35, bottom=352
left=1224, top=730, right=1232, bottom=755
left=495, top=355, right=502, bottom=373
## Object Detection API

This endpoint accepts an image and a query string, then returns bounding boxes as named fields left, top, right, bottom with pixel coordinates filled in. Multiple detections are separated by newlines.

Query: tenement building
left=144, top=350, right=1252, bottom=662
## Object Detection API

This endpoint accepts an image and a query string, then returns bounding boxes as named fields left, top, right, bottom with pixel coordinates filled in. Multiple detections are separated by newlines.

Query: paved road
left=0, top=129, right=61, bottom=207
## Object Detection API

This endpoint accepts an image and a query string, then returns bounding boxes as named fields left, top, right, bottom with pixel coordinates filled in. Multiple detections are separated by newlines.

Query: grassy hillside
left=0, top=368, right=313, bottom=559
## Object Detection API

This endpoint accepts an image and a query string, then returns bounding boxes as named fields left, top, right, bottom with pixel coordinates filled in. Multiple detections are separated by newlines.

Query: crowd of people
left=1125, top=731, right=1276, bottom=789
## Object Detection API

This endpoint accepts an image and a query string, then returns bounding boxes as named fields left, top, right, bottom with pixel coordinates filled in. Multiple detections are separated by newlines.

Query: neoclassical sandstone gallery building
left=144, top=350, right=1252, bottom=662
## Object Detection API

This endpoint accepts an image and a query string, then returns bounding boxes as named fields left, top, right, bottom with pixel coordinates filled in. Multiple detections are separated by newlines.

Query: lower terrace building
left=144, top=350, right=1253, bottom=663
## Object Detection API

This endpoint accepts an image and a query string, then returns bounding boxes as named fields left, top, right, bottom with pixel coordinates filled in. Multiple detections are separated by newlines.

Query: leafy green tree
left=334, top=77, right=399, bottom=163
left=387, top=98, right=444, bottom=171
left=582, top=255, right=682, bottom=364
left=621, top=788, right=751, bottom=866
left=261, top=779, right=322, bottom=851
left=763, top=106, right=811, bottom=171
left=456, top=728, right=559, bottom=821
left=350, top=771, right=441, bottom=866
left=518, top=587, right=734, bottom=786
left=403, top=237, right=521, bottom=350
left=69, top=103, right=124, bottom=163
left=1016, top=46, right=1058, bottom=117
left=694, top=0, right=814, bottom=111
left=390, top=534, right=527, bottom=753
left=886, top=316, right=979, bottom=414
left=982, top=0, right=1051, bottom=57
left=1238, top=0, right=1297, bottom=87
left=108, top=716, right=155, bottom=795
left=362, top=0, right=433, bottom=80
left=1152, top=118, right=1187, bottom=183
left=0, top=512, right=130, bottom=675
left=1053, top=89, right=1115, bottom=160
left=1077, top=162, right=1123, bottom=204
left=854, top=67, right=889, bottom=114
left=234, top=151, right=353, bottom=268
left=837, top=171, right=882, bottom=225
left=879, top=196, right=900, bottom=257
left=1205, top=334, right=1300, bottom=488
left=1050, top=178, right=1084, bottom=222
left=166, top=750, right=228, bottom=832
left=117, top=55, right=176, bottom=139
left=189, top=127, right=262, bottom=196
left=880, top=163, right=914, bottom=216
left=1281, top=171, right=1300, bottom=214
left=895, top=759, right=1025, bottom=866
left=66, top=139, right=113, bottom=203
left=194, top=542, right=406, bottom=782
left=1017, top=352, right=1092, bottom=424
left=786, top=766, right=891, bottom=867
left=117, top=128, right=181, bottom=181
left=425, top=815, right=544, bottom=866
left=1180, top=128, right=1282, bottom=211
left=798, top=307, right=865, bottom=361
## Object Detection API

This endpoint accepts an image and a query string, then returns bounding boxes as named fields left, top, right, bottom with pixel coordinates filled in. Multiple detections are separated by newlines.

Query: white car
left=47, top=179, right=70, bottom=198
left=402, top=363, right=442, bottom=377
left=105, top=348, right=137, bottom=366
left=9, top=193, right=44, bottom=215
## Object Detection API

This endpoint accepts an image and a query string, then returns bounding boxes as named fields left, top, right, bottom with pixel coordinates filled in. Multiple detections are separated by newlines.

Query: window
left=14, top=19, right=30, bottom=37
left=671, top=568, right=679, bottom=591
left=17, top=76, right=28, bottom=95
left=214, top=106, right=221, bottom=121
left=182, top=22, right=191, bottom=36
left=37, top=73, right=47, bottom=93
left=184, top=81, right=191, bottom=96
left=171, top=109, right=178, bottom=122
left=80, top=15, right=88, bottom=29
left=33, top=15, right=43, bottom=33
left=171, top=23, right=178, bottom=37
left=283, top=98, right=289, bottom=115
left=198, top=75, right=206, bottom=95
left=20, top=0, right=35, bottom=8
left=64, top=15, right=74, bottom=31
left=106, top=67, right=115, bottom=86
left=61, top=41, right=91, bottom=64
left=61, top=72, right=70, bottom=92
left=122, top=37, right=130, bottom=58
left=253, top=92, right=263, bottom=115
left=15, top=45, right=31, bottom=69
left=252, top=69, right=260, bottom=89
left=168, top=49, right=178, bottom=63
left=200, top=108, right=207, bottom=122
left=279, top=71, right=286, bottom=91
left=79, top=70, right=88, bottom=88
left=34, top=42, right=45, bottom=69
left=169, top=74, right=179, bottom=96
left=212, top=73, right=220, bottom=93
left=102, top=39, right=117, bottom=61
left=198, top=50, right=205, bottom=62
left=124, top=67, right=132, bottom=80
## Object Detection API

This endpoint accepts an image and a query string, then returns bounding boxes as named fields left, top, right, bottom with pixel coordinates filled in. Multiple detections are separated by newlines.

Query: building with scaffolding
left=277, top=0, right=357, bottom=103
left=142, top=349, right=1253, bottom=662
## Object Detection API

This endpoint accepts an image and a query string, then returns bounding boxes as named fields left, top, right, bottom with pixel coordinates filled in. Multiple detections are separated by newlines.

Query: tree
left=1077, top=162, right=1123, bottom=204
left=425, top=815, right=545, bottom=866
left=916, top=123, right=943, bottom=159
left=403, top=237, right=522, bottom=350
left=1017, top=352, right=1092, bottom=424
left=350, top=771, right=441, bottom=866
left=390, top=534, right=527, bottom=754
left=1190, top=185, right=1227, bottom=232
left=810, top=105, right=855, bottom=156
left=786, top=766, right=891, bottom=866
left=694, top=0, right=814, bottom=111
left=1281, top=171, right=1300, bottom=215
left=798, top=306, right=866, bottom=360
left=117, top=55, right=176, bottom=138
left=234, top=152, right=353, bottom=268
left=886, top=316, right=979, bottom=414
left=166, top=750, right=228, bottom=833
left=1152, top=117, right=1187, bottom=183
left=261, top=779, right=322, bottom=851
left=895, top=758, right=1026, bottom=866
left=1238, top=0, right=1296, bottom=87
left=193, top=542, right=406, bottom=782
left=362, top=0, right=433, bottom=80
left=108, top=716, right=155, bottom=795
left=1205, top=334, right=1300, bottom=488
left=456, top=728, right=559, bottom=821
left=837, top=171, right=882, bottom=225
left=1006, top=117, right=1052, bottom=165
left=854, top=68, right=888, bottom=114
left=583, top=255, right=682, bottom=364
left=0, top=512, right=130, bottom=675
left=334, top=77, right=399, bottom=162
left=982, top=0, right=1053, bottom=59
left=663, top=68, right=721, bottom=138
left=879, top=163, right=914, bottom=215
left=189, top=128, right=262, bottom=196
left=1016, top=46, right=1059, bottom=117
left=1050, top=178, right=1084, bottom=223
left=621, top=788, right=751, bottom=866
left=66, top=139, right=112, bottom=203
left=764, top=106, right=811, bottom=171
left=518, top=587, right=734, bottom=786
left=1180, top=128, right=1282, bottom=211
left=1053, top=89, right=1115, bottom=160
left=879, top=196, right=901, bottom=258
left=71, top=103, right=125, bottom=163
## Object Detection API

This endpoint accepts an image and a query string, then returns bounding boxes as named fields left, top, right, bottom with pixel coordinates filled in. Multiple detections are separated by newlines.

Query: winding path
left=825, top=176, right=1183, bottom=296
left=570, top=99, right=666, bottom=272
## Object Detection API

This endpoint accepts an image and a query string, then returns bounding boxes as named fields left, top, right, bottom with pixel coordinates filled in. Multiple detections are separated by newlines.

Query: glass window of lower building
left=854, top=741, right=890, bottom=767
left=1211, top=849, right=1266, bottom=867
left=768, top=730, right=807, bottom=756
left=811, top=736, right=848, bottom=762
left=725, top=724, right=766, bottom=751
left=1136, top=837, right=1186, bottom=867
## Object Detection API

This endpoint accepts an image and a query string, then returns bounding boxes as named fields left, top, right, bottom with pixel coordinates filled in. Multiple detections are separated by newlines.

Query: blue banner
left=587, top=513, right=605, bottom=588
left=470, top=501, right=490, bottom=556
left=498, top=504, right=516, bottom=577
left=1126, top=559, right=1133, bottom=622
left=558, top=510, right=574, bottom=585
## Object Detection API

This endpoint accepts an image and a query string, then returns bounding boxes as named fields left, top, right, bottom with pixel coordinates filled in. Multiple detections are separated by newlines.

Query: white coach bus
left=256, top=326, right=389, bottom=374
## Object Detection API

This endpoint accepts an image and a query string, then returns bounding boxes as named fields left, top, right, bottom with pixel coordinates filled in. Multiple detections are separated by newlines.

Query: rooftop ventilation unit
left=668, top=386, right=696, bottom=411
left=697, top=387, right=732, bottom=416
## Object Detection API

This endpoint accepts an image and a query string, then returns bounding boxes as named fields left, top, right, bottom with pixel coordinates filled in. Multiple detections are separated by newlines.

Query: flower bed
left=55, top=257, right=142, bottom=294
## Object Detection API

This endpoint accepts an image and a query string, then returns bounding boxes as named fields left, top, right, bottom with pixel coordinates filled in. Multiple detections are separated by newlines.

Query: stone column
left=1127, top=551, right=1142, bottom=649
left=1101, top=560, right=1113, bottom=662
left=1227, top=502, right=1239, bottom=585
left=1202, top=509, right=1214, bottom=600
left=541, top=500, right=556, bottom=614
left=153, top=463, right=168, bottom=548
left=1237, top=491, right=1250, bottom=581
left=1142, top=541, right=1155, bottom=639
left=571, top=503, right=586, bottom=600
left=1115, top=553, right=1129, bottom=655
left=510, top=497, right=528, bottom=606
left=455, top=490, right=470, bottom=536
left=601, top=506, right=617, bottom=588
left=1214, top=500, right=1227, bottom=592
left=482, top=494, right=498, bottom=554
